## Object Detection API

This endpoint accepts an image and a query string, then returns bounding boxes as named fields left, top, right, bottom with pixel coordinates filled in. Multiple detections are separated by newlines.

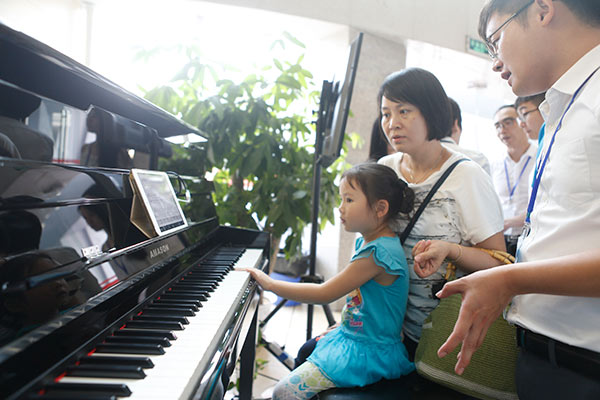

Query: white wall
left=200, top=0, right=488, bottom=54
left=0, top=0, right=91, bottom=64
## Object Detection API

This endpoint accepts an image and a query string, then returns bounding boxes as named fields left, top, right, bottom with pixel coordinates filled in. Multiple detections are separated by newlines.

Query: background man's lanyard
left=504, top=155, right=531, bottom=200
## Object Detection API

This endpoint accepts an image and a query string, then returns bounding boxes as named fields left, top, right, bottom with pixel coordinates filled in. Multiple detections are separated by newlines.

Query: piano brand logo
left=149, top=244, right=170, bottom=259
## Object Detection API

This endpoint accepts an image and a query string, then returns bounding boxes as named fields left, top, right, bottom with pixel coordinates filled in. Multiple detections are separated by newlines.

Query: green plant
left=144, top=34, right=353, bottom=261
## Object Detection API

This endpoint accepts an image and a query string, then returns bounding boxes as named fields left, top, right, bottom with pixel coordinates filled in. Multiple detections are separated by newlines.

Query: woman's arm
left=412, top=232, right=506, bottom=278
left=240, top=255, right=384, bottom=304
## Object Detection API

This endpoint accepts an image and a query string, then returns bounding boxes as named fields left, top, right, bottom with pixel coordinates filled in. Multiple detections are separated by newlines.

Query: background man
left=490, top=104, right=536, bottom=255
left=441, top=98, right=491, bottom=175
left=515, top=93, right=545, bottom=141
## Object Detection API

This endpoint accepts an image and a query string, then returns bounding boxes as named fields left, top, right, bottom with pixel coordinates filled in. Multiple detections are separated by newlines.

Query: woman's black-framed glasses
left=485, top=0, right=534, bottom=59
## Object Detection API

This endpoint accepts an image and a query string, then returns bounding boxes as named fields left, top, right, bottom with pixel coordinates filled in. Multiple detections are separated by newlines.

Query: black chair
left=314, top=374, right=472, bottom=400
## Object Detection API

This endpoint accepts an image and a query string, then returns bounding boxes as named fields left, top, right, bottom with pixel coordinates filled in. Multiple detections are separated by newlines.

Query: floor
left=226, top=292, right=341, bottom=400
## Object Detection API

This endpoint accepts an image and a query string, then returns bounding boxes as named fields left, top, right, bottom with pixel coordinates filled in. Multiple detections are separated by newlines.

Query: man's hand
left=435, top=267, right=513, bottom=375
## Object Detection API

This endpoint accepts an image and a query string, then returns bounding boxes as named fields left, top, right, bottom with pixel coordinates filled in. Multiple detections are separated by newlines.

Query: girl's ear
left=375, top=199, right=389, bottom=219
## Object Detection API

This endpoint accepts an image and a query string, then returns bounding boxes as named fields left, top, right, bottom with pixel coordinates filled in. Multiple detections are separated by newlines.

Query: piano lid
left=0, top=22, right=205, bottom=139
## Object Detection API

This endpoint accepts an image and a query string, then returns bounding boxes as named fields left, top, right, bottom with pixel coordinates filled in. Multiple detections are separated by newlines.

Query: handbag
left=414, top=249, right=519, bottom=400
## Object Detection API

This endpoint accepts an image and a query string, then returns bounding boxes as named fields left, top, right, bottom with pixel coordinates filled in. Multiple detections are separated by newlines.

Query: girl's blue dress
left=307, top=236, right=415, bottom=387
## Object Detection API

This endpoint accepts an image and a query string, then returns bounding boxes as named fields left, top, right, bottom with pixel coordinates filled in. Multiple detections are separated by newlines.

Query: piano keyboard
left=35, top=248, right=264, bottom=400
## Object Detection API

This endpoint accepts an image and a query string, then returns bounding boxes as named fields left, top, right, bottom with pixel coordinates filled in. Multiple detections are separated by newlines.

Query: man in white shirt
left=435, top=1, right=600, bottom=398
left=441, top=98, right=491, bottom=175
left=490, top=104, right=536, bottom=255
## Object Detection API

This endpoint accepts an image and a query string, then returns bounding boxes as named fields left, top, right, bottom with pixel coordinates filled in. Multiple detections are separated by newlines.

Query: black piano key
left=179, top=279, right=219, bottom=287
left=133, top=314, right=189, bottom=325
left=153, top=298, right=202, bottom=308
left=173, top=282, right=215, bottom=291
left=79, top=355, right=154, bottom=368
left=200, top=262, right=233, bottom=267
left=28, top=394, right=117, bottom=400
left=143, top=306, right=195, bottom=316
left=165, top=290, right=208, bottom=299
left=44, top=382, right=131, bottom=397
left=184, top=272, right=222, bottom=278
left=205, top=255, right=239, bottom=261
left=113, top=329, right=177, bottom=340
left=188, top=272, right=224, bottom=278
left=199, top=260, right=232, bottom=265
left=104, top=335, right=171, bottom=347
left=192, top=270, right=228, bottom=276
left=159, top=293, right=207, bottom=301
left=197, top=265, right=231, bottom=270
left=96, top=342, right=165, bottom=355
left=125, top=320, right=184, bottom=331
left=167, top=286, right=210, bottom=293
left=66, top=364, right=146, bottom=379
left=189, top=273, right=224, bottom=280
left=179, top=278, right=217, bottom=288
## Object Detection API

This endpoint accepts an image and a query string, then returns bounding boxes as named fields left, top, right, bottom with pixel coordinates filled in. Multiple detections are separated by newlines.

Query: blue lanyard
left=524, top=67, right=600, bottom=231
left=504, top=155, right=531, bottom=199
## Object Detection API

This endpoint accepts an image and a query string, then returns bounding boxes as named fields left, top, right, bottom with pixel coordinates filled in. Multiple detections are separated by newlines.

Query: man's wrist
left=496, top=263, right=520, bottom=299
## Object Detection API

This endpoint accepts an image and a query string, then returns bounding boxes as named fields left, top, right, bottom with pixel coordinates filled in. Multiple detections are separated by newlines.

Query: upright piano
left=0, top=22, right=269, bottom=400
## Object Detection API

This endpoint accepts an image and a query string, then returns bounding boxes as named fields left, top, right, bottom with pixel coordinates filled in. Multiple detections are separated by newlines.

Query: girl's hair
left=377, top=68, right=452, bottom=141
left=341, top=163, right=414, bottom=222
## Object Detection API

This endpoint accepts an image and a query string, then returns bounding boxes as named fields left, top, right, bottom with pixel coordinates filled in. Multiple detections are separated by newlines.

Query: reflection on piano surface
left=0, top=22, right=268, bottom=400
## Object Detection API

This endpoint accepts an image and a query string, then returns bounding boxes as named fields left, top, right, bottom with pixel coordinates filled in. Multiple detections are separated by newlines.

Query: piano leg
left=238, top=307, right=257, bottom=400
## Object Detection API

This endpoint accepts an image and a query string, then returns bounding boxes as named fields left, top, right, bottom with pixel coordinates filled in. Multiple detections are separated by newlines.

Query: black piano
left=0, top=22, right=269, bottom=400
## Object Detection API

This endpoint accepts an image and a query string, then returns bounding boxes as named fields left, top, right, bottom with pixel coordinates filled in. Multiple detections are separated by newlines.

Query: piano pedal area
left=23, top=246, right=265, bottom=400
left=224, top=294, right=341, bottom=400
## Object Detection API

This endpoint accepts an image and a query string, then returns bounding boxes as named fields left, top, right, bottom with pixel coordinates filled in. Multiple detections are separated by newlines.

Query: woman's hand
left=237, top=267, right=274, bottom=291
left=412, top=240, right=453, bottom=278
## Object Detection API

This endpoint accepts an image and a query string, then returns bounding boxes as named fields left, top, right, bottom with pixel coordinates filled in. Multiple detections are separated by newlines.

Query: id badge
left=515, top=222, right=530, bottom=263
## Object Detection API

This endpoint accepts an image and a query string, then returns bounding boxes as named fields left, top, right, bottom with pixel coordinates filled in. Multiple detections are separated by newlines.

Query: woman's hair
left=341, top=163, right=414, bottom=222
left=377, top=68, right=452, bottom=141
left=368, top=118, right=390, bottom=161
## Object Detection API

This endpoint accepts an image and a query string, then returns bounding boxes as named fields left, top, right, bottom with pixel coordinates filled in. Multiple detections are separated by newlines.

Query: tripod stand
left=258, top=79, right=338, bottom=370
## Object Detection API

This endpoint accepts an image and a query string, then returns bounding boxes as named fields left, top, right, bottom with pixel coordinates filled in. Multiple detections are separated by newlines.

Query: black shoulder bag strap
left=399, top=158, right=468, bottom=244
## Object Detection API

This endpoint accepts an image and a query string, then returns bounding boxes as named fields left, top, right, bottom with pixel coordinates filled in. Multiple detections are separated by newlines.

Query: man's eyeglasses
left=494, top=117, right=517, bottom=131
left=517, top=108, right=539, bottom=122
left=485, top=0, right=534, bottom=59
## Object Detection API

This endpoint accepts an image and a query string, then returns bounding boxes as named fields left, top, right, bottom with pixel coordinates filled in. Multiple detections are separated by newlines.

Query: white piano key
left=58, top=248, right=263, bottom=399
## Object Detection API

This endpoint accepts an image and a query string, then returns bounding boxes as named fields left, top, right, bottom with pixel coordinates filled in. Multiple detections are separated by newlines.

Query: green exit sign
left=466, top=36, right=489, bottom=57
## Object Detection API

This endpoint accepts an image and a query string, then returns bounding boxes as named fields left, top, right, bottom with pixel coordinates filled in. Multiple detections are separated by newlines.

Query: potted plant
left=144, top=34, right=352, bottom=266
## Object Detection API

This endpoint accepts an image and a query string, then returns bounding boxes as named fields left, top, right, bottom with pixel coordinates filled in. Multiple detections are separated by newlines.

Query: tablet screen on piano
left=130, top=169, right=188, bottom=236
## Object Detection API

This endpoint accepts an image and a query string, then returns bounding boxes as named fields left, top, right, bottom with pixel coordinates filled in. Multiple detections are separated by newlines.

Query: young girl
left=241, top=163, right=415, bottom=399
